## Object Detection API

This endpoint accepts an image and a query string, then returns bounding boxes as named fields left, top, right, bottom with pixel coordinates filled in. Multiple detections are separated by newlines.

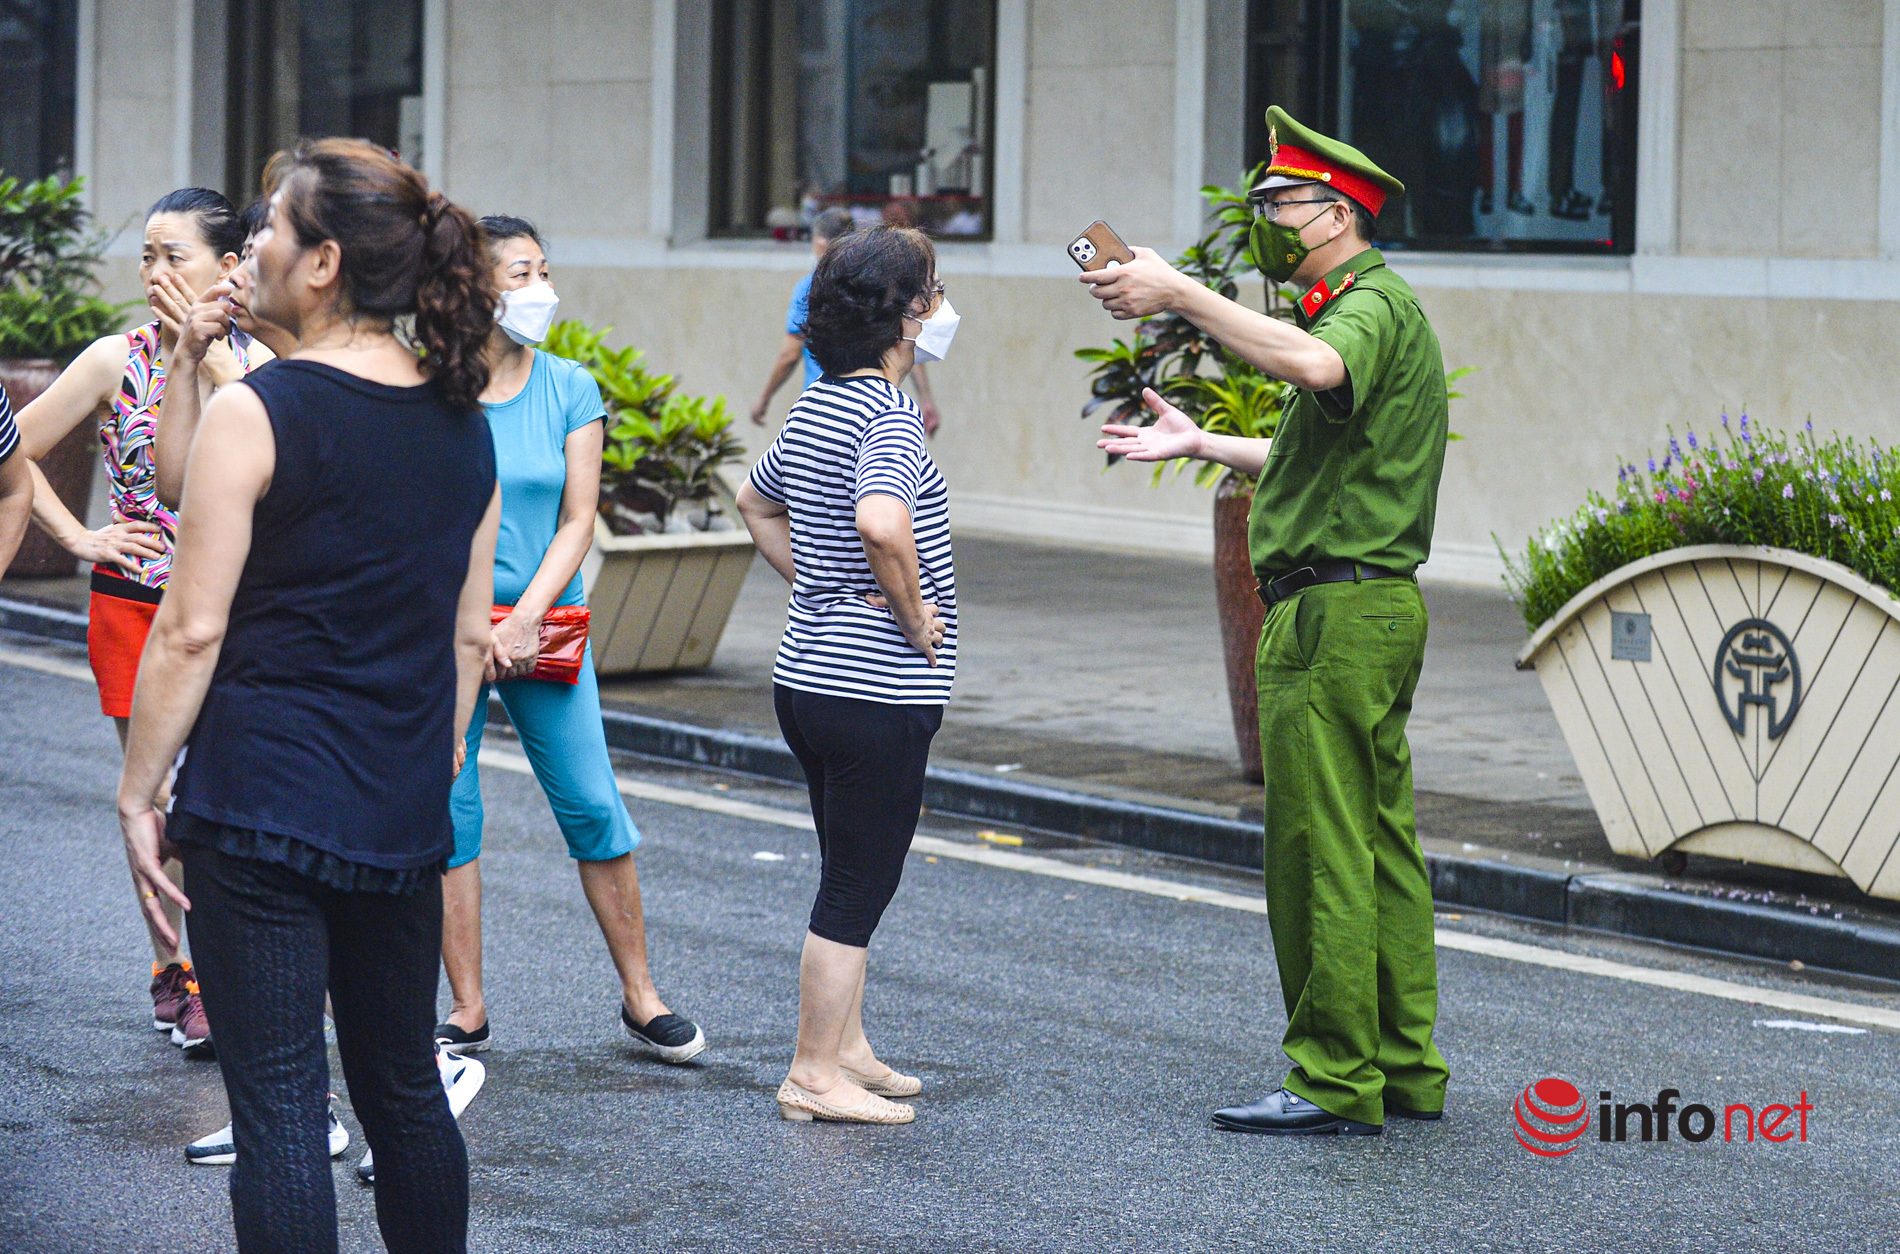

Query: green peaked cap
left=1254, top=106, right=1404, bottom=215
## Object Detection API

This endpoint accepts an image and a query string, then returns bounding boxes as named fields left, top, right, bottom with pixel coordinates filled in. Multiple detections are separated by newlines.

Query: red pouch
left=491, top=604, right=589, bottom=684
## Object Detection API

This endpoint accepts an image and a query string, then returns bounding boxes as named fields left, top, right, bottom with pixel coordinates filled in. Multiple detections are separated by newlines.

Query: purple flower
left=1721, top=412, right=1730, bottom=428
left=1806, top=419, right=1814, bottom=432
left=1648, top=457, right=1657, bottom=474
left=1687, top=431, right=1698, bottom=450
left=1783, top=484, right=1795, bottom=499
left=1752, top=468, right=1764, bottom=484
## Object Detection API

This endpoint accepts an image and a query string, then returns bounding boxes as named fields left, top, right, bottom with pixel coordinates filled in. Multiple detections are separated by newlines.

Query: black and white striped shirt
left=749, top=375, right=956, bottom=705
left=0, top=382, right=17, bottom=464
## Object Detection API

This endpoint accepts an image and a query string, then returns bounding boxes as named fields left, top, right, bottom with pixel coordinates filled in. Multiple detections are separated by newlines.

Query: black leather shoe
left=1384, top=1101, right=1443, bottom=1122
left=1212, top=1089, right=1381, bottom=1136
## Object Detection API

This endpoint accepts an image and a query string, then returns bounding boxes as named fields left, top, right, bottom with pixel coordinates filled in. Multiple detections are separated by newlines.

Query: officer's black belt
left=1256, top=560, right=1407, bottom=610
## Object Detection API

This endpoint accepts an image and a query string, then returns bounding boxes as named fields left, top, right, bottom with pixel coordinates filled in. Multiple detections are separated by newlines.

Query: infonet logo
left=1514, top=1078, right=1813, bottom=1157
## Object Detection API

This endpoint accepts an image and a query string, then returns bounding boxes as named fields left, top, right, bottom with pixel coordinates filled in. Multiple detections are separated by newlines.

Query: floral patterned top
left=104, top=321, right=256, bottom=589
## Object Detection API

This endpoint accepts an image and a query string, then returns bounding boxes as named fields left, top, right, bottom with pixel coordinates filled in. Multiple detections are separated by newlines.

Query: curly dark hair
left=802, top=226, right=936, bottom=376
left=274, top=138, right=495, bottom=411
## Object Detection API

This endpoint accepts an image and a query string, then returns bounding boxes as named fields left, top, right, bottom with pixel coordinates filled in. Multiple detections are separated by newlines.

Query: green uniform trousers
left=1256, top=577, right=1448, bottom=1126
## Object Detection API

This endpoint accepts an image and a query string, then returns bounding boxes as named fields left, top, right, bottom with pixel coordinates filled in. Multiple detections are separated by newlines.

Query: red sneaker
left=151, top=962, right=192, bottom=1033
left=171, top=980, right=214, bottom=1059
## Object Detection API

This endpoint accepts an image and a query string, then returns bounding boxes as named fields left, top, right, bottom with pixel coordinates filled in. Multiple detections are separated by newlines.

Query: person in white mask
left=430, top=215, right=705, bottom=1065
left=735, top=226, right=958, bottom=1125
left=749, top=207, right=946, bottom=434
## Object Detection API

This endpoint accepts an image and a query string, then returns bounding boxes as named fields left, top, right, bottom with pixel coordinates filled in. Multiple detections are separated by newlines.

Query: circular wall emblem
left=1713, top=618, right=1801, bottom=740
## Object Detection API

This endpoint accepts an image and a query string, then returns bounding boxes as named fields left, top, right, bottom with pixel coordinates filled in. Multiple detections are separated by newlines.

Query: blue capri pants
left=449, top=644, right=640, bottom=868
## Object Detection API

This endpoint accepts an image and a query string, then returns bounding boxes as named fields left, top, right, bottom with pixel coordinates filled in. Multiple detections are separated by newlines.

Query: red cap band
left=1265, top=143, right=1387, bottom=217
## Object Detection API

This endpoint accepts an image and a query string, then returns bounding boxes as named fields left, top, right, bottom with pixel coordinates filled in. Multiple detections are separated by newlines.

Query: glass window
left=712, top=0, right=995, bottom=239
left=1247, top=0, right=1641, bottom=254
left=226, top=0, right=425, bottom=198
left=0, top=0, right=78, bottom=181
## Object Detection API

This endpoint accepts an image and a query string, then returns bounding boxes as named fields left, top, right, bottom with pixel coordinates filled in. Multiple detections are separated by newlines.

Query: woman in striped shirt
left=737, top=225, right=960, bottom=1126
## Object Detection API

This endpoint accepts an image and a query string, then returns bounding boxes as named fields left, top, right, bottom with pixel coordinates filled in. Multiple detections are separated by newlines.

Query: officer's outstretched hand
left=1098, top=388, right=1204, bottom=462
left=1078, top=246, right=1186, bottom=320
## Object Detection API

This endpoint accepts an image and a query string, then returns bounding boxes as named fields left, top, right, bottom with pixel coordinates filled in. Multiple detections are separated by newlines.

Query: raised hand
left=1097, top=387, right=1205, bottom=463
left=1076, top=245, right=1190, bottom=320
left=149, top=272, right=199, bottom=341
left=176, top=281, right=244, bottom=385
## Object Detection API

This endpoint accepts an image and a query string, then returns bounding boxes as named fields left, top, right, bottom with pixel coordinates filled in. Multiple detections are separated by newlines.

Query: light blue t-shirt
left=787, top=271, right=822, bottom=389
left=487, top=351, right=606, bottom=608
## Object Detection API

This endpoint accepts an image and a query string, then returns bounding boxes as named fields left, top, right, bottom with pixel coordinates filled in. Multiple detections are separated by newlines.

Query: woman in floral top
left=14, top=187, right=270, bottom=1054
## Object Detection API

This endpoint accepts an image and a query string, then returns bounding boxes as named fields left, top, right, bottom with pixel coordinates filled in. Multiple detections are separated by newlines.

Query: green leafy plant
left=1502, top=416, right=1900, bottom=631
left=0, top=173, right=131, bottom=360
left=543, top=318, right=746, bottom=535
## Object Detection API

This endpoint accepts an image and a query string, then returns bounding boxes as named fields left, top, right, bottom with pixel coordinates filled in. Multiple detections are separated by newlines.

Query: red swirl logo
left=1514, top=1078, right=1590, bottom=1157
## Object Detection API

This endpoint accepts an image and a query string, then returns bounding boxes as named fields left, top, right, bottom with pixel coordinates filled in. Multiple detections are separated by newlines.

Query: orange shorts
left=88, top=568, right=162, bottom=719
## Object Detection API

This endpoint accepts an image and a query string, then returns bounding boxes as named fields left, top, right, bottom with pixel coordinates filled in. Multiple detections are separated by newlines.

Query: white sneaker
left=187, top=1096, right=349, bottom=1166
left=357, top=1047, right=485, bottom=1186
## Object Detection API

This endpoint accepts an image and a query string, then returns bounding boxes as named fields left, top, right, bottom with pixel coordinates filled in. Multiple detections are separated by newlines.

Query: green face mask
left=1249, top=205, right=1335, bottom=284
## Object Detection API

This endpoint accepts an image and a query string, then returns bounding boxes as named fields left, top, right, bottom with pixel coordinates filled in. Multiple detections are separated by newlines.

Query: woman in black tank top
left=116, top=139, right=500, bottom=1254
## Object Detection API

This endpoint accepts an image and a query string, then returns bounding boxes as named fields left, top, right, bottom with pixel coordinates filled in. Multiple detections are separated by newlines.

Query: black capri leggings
left=775, top=684, right=943, bottom=947
left=181, top=842, right=467, bottom=1254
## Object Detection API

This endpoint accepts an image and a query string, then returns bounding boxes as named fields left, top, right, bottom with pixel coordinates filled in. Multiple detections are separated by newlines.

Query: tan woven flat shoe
left=776, top=1078, right=915, bottom=1125
left=840, top=1065, right=922, bottom=1098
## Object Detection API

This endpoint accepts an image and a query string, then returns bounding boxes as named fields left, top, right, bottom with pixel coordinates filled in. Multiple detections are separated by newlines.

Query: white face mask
left=903, top=298, right=959, bottom=364
left=496, top=280, right=559, bottom=345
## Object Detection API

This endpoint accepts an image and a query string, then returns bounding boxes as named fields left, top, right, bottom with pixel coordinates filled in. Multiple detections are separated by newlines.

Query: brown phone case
left=1067, top=220, right=1136, bottom=272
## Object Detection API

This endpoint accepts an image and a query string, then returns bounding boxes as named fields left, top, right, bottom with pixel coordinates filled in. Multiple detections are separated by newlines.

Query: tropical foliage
left=542, top=319, right=746, bottom=535
left=0, top=173, right=130, bottom=360
left=1503, top=416, right=1900, bottom=630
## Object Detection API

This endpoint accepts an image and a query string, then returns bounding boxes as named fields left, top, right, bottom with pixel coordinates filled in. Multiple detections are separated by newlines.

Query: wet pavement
left=6, top=651, right=1900, bottom=1252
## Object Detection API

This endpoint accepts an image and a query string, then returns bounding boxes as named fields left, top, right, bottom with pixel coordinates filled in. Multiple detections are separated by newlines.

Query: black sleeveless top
left=171, top=361, right=495, bottom=880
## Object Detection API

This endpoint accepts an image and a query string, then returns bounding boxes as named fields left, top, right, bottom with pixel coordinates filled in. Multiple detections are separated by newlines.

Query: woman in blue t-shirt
left=434, top=217, right=703, bottom=1064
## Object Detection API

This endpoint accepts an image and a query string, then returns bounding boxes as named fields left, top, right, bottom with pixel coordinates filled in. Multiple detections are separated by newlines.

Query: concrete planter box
left=581, top=515, right=756, bottom=675
left=1516, top=545, right=1900, bottom=899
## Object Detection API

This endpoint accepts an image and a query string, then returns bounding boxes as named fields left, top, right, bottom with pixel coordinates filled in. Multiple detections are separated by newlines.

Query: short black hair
left=240, top=198, right=269, bottom=240
left=477, top=215, right=543, bottom=252
left=811, top=207, right=855, bottom=243
left=803, top=226, right=936, bottom=376
left=147, top=187, right=246, bottom=259
left=1312, top=185, right=1377, bottom=243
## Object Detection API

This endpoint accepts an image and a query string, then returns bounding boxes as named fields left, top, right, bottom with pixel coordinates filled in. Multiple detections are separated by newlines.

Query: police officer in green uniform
left=1081, top=107, right=1450, bottom=1136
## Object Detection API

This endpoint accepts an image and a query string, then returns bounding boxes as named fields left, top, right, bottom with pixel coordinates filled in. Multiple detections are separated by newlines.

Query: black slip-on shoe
left=1212, top=1089, right=1382, bottom=1136
left=434, top=1019, right=491, bottom=1054
left=620, top=1006, right=707, bottom=1065
left=1385, top=1102, right=1443, bottom=1122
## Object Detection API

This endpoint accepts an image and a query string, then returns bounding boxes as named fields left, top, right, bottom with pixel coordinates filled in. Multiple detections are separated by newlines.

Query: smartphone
left=1067, top=220, right=1136, bottom=272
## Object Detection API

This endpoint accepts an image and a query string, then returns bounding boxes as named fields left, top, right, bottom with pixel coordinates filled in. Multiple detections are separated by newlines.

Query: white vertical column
left=1880, top=0, right=1900, bottom=257
left=989, top=0, right=1028, bottom=244
left=651, top=0, right=677, bottom=240
left=1634, top=0, right=1681, bottom=255
left=423, top=0, right=448, bottom=187
left=1172, top=0, right=1208, bottom=246
left=74, top=0, right=98, bottom=204
left=172, top=0, right=196, bottom=188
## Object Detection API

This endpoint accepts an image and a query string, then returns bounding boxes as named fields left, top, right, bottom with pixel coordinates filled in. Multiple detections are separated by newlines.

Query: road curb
left=584, top=707, right=1900, bottom=982
left=0, top=596, right=87, bottom=644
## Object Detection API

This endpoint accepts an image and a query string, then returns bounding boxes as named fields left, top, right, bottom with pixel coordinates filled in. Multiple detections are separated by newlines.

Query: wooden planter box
left=582, top=516, right=756, bottom=675
left=1516, top=545, right=1900, bottom=899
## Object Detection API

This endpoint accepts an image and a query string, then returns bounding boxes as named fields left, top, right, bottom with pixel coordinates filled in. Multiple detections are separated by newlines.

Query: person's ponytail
left=273, top=138, right=494, bottom=412
left=413, top=193, right=493, bottom=413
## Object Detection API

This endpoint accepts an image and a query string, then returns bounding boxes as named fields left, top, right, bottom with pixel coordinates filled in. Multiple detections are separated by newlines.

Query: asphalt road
left=3, top=643, right=1898, bottom=1253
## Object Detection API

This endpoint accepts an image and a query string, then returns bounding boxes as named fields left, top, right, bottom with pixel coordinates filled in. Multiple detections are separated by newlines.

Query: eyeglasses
left=911, top=279, right=945, bottom=314
left=1250, top=197, right=1339, bottom=224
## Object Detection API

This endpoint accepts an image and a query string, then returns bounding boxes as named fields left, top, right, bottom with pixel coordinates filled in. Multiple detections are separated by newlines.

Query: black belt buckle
left=1256, top=565, right=1317, bottom=610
